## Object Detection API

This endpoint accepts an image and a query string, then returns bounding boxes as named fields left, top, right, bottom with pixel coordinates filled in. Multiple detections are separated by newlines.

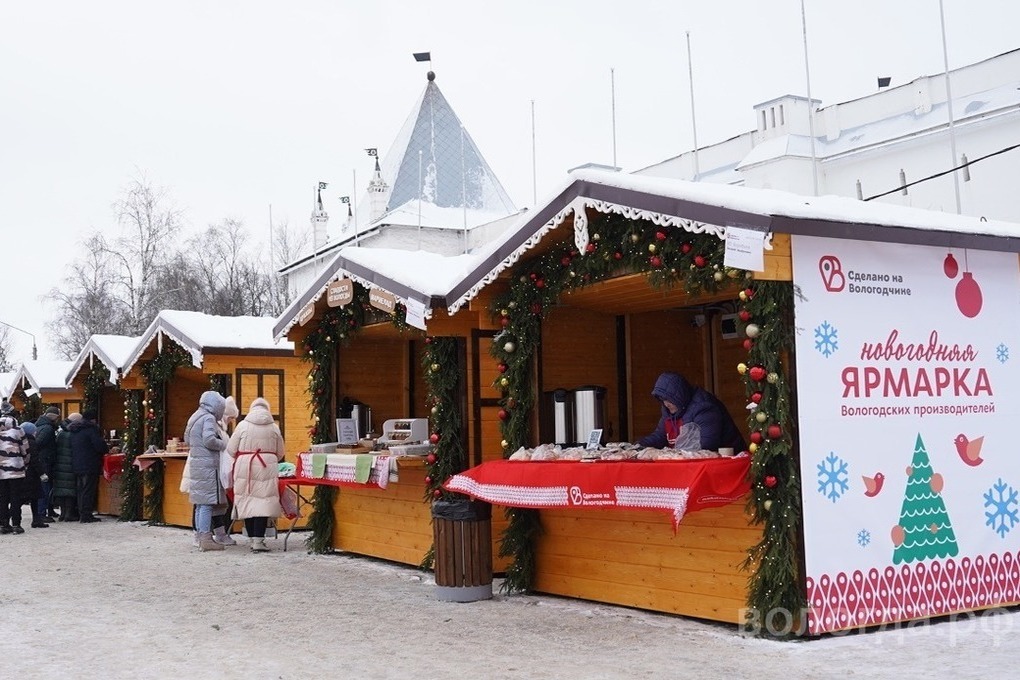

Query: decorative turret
left=311, top=186, right=329, bottom=250
left=367, top=157, right=389, bottom=222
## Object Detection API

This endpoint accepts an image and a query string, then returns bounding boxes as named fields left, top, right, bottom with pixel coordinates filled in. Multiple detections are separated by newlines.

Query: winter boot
left=198, top=531, right=223, bottom=551
left=213, top=526, right=236, bottom=546
left=250, top=537, right=270, bottom=552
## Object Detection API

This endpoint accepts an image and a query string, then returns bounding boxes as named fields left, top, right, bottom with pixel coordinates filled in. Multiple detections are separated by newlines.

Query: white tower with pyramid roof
left=367, top=157, right=389, bottom=223
left=310, top=186, right=329, bottom=250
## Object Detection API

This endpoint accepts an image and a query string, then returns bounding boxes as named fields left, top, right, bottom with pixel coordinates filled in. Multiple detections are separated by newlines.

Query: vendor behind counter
left=637, top=372, right=745, bottom=452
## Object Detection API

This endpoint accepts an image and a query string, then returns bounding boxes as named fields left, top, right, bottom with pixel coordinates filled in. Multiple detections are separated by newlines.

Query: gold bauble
left=755, top=411, right=768, bottom=423
left=500, top=377, right=509, bottom=387
left=763, top=500, right=773, bottom=511
left=431, top=363, right=440, bottom=372
left=766, top=372, right=779, bottom=384
left=648, top=243, right=657, bottom=253
left=501, top=439, right=509, bottom=448
left=749, top=442, right=758, bottom=453
left=737, top=363, right=748, bottom=375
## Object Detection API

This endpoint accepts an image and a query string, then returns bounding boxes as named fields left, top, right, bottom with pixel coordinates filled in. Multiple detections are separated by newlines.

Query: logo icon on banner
left=569, top=486, right=584, bottom=506
left=818, top=255, right=845, bottom=292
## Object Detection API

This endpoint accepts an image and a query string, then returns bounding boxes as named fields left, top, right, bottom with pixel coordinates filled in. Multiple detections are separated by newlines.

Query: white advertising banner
left=792, top=235, right=1020, bottom=634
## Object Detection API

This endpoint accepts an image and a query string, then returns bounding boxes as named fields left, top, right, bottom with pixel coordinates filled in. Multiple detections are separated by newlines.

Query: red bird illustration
left=954, top=434, right=985, bottom=467
left=862, top=472, right=885, bottom=497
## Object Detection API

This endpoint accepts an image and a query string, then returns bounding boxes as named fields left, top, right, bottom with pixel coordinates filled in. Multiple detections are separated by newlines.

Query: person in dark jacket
left=34, top=406, right=61, bottom=521
left=52, top=414, right=81, bottom=521
left=637, top=372, right=745, bottom=452
left=70, top=410, right=108, bottom=523
left=18, top=421, right=49, bottom=528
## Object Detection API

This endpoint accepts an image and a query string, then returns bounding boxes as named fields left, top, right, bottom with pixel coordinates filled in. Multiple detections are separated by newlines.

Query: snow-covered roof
left=123, top=310, right=295, bottom=376
left=10, top=360, right=77, bottom=393
left=65, top=334, right=141, bottom=386
left=275, top=168, right=1020, bottom=338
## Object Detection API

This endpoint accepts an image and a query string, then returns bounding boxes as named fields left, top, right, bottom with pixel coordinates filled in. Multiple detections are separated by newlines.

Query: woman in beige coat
left=227, top=397, right=285, bottom=552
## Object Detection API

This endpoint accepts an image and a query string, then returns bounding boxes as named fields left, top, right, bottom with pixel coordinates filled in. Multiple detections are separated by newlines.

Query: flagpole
left=800, top=0, right=820, bottom=196
left=531, top=99, right=537, bottom=205
left=685, top=32, right=700, bottom=180
left=938, top=0, right=962, bottom=215
left=417, top=150, right=423, bottom=250
left=610, top=67, right=618, bottom=168
left=352, top=169, right=359, bottom=247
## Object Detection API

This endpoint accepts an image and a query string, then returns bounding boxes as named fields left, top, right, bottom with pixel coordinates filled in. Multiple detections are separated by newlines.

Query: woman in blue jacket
left=637, top=372, right=745, bottom=452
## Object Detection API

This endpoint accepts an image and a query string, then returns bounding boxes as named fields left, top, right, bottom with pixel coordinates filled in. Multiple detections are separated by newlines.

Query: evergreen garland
left=737, top=280, right=805, bottom=637
left=119, top=389, right=144, bottom=521
left=16, top=390, right=43, bottom=423
left=419, top=336, right=467, bottom=570
left=82, top=363, right=108, bottom=416
left=138, top=342, right=192, bottom=525
left=300, top=282, right=418, bottom=554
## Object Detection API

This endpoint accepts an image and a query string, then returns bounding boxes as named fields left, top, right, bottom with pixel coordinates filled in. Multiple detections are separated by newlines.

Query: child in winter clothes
left=0, top=416, right=28, bottom=534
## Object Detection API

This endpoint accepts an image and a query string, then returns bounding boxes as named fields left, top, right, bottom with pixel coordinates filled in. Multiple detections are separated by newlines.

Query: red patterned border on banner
left=806, top=550, right=1020, bottom=634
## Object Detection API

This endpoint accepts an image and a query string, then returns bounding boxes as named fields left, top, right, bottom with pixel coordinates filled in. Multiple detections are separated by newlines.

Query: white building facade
left=637, top=49, right=1020, bottom=223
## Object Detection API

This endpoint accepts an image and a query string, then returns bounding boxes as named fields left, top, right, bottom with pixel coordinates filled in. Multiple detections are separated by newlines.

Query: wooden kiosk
left=279, top=168, right=1020, bottom=635
left=65, top=334, right=141, bottom=516
left=8, top=360, right=81, bottom=421
left=118, top=310, right=309, bottom=527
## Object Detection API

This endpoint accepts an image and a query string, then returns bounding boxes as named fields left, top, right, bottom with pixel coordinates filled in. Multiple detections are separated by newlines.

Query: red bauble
left=497, top=409, right=508, bottom=421
left=681, top=242, right=692, bottom=254
left=561, top=256, right=572, bottom=266
left=529, top=272, right=537, bottom=280
left=432, top=489, right=443, bottom=499
left=429, top=433, right=440, bottom=444
left=424, top=476, right=432, bottom=485
left=955, top=272, right=983, bottom=318
left=613, top=251, right=623, bottom=260
left=750, top=391, right=762, bottom=403
left=497, top=362, right=508, bottom=373
left=500, top=317, right=509, bottom=328
left=738, top=310, right=751, bottom=322
left=750, top=431, right=763, bottom=445
left=748, top=365, right=767, bottom=382
left=693, top=255, right=706, bottom=268
left=426, top=453, right=437, bottom=464
left=585, top=243, right=596, bottom=253
left=424, top=336, right=433, bottom=344
left=767, top=424, right=782, bottom=439
left=744, top=287, right=754, bottom=299
left=764, top=475, right=778, bottom=488
left=943, top=253, right=959, bottom=278
left=655, top=231, right=667, bottom=241
left=530, top=302, right=542, bottom=315
left=742, top=339, right=753, bottom=351
left=649, top=255, right=662, bottom=267
left=535, top=279, right=545, bottom=289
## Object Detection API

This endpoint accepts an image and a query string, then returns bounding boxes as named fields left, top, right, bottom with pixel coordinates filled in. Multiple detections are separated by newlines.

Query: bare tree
left=105, top=176, right=183, bottom=333
left=269, top=219, right=311, bottom=315
left=46, top=234, right=133, bottom=358
left=0, top=326, right=13, bottom=371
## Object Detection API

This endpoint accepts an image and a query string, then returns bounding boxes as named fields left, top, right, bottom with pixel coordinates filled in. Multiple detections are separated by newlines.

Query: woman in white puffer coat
left=227, top=397, right=285, bottom=552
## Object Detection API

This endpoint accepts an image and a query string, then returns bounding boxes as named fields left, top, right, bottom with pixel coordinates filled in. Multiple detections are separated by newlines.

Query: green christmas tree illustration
left=892, top=433, right=959, bottom=563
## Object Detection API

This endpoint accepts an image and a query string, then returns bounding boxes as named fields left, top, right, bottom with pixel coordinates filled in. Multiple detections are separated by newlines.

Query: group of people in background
left=2, top=391, right=287, bottom=551
left=0, top=399, right=109, bottom=534
left=183, top=391, right=287, bottom=553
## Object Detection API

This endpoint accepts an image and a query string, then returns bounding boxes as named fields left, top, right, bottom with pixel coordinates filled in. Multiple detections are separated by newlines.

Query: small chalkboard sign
left=585, top=428, right=603, bottom=450
left=336, top=418, right=359, bottom=445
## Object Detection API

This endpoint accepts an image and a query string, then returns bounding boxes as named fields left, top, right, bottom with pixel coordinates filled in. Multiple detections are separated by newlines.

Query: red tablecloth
left=444, top=457, right=751, bottom=529
left=103, top=453, right=126, bottom=481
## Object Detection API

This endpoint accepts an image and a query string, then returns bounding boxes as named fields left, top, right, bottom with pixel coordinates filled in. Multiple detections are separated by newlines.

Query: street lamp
left=0, top=319, right=38, bottom=360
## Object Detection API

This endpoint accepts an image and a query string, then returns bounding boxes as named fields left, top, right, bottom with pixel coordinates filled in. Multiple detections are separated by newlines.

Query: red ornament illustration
left=955, top=271, right=983, bottom=318
left=943, top=253, right=959, bottom=278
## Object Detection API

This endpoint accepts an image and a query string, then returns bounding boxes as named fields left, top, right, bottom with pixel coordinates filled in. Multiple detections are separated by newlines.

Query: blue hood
left=650, top=372, right=693, bottom=416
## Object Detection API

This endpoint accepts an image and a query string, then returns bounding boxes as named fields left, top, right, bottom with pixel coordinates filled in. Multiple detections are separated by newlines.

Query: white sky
left=1, top=0, right=1018, bottom=361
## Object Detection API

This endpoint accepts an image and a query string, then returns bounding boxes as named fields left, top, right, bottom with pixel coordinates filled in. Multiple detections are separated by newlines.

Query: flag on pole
left=339, top=196, right=350, bottom=204
left=877, top=77, right=892, bottom=88
left=318, top=181, right=328, bottom=190
left=365, top=148, right=377, bottom=157
left=413, top=52, right=431, bottom=62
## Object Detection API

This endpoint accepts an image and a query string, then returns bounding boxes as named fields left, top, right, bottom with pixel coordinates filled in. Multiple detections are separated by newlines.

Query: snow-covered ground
left=3, top=519, right=1016, bottom=679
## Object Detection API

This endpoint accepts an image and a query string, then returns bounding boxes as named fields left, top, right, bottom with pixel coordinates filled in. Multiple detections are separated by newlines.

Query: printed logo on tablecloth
left=568, top=485, right=615, bottom=507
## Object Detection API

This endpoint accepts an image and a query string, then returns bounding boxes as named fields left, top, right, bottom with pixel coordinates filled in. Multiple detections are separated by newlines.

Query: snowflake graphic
left=996, top=343, right=1009, bottom=364
left=984, top=478, right=1020, bottom=538
left=817, top=452, right=849, bottom=503
left=857, top=529, right=871, bottom=547
left=813, top=321, right=839, bottom=357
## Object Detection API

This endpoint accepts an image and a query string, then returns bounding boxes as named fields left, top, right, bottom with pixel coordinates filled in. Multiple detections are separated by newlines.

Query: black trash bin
left=432, top=499, right=493, bottom=602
